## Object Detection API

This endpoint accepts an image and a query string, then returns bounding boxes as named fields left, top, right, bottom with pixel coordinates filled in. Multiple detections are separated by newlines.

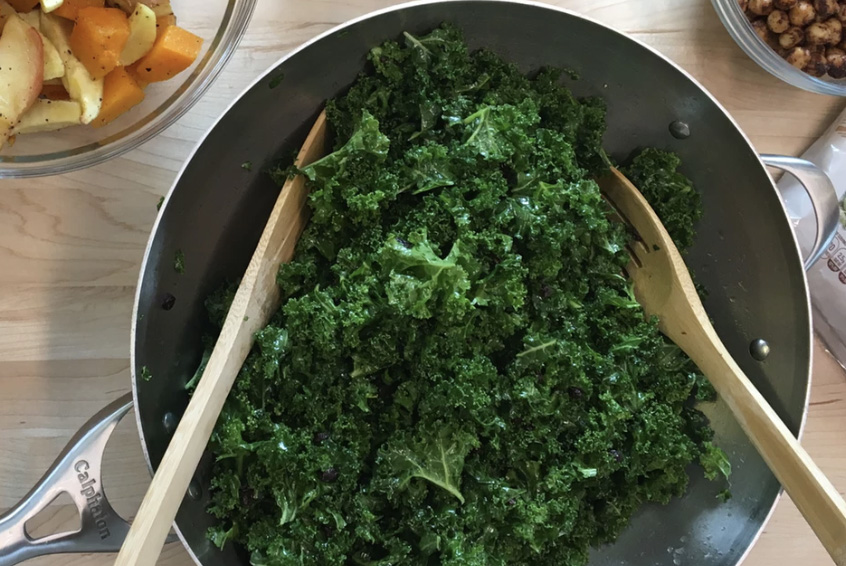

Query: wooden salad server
left=598, top=167, right=846, bottom=566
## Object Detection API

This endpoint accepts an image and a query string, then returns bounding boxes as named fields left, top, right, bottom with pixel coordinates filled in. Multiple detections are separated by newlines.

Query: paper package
left=777, top=106, right=846, bottom=366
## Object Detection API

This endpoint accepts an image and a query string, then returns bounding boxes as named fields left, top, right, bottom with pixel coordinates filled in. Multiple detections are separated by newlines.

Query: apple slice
left=0, top=14, right=44, bottom=145
left=119, top=3, right=155, bottom=66
left=14, top=10, right=65, bottom=81
left=16, top=13, right=66, bottom=80
left=41, top=0, right=64, bottom=13
left=12, top=98, right=81, bottom=134
left=40, top=32, right=64, bottom=80
left=40, top=12, right=103, bottom=124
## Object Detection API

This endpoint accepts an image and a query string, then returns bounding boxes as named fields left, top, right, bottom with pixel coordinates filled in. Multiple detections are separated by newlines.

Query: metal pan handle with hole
left=761, top=154, right=839, bottom=271
left=0, top=395, right=177, bottom=565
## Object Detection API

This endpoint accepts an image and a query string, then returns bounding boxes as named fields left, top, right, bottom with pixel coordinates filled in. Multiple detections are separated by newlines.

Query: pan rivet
left=162, top=412, right=176, bottom=434
left=188, top=479, right=202, bottom=500
left=669, top=121, right=691, bottom=140
left=750, top=339, right=770, bottom=361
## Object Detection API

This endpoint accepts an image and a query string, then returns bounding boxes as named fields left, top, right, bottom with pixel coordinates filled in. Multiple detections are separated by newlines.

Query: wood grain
left=0, top=1, right=845, bottom=565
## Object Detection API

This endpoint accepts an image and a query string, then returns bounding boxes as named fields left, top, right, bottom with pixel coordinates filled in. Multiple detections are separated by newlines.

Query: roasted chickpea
left=749, top=0, right=775, bottom=14
left=805, top=50, right=829, bottom=74
left=807, top=17, right=843, bottom=44
left=828, top=55, right=846, bottom=76
left=743, top=0, right=846, bottom=76
left=827, top=46, right=846, bottom=76
left=786, top=45, right=813, bottom=67
left=768, top=9, right=792, bottom=31
left=779, top=25, right=806, bottom=47
left=815, top=0, right=838, bottom=17
left=790, top=0, right=817, bottom=24
left=806, top=21, right=829, bottom=43
left=751, top=18, right=778, bottom=46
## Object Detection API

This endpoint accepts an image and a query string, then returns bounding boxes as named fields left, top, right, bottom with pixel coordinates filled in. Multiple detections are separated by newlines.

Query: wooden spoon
left=598, top=167, right=846, bottom=566
left=114, top=111, right=328, bottom=566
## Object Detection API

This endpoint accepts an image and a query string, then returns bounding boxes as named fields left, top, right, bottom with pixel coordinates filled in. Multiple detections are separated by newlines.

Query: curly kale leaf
left=404, top=142, right=455, bottom=194
left=461, top=102, right=540, bottom=162
left=378, top=231, right=472, bottom=321
left=377, top=426, right=479, bottom=503
left=302, top=109, right=390, bottom=182
left=621, top=148, right=703, bottom=250
left=700, top=441, right=732, bottom=481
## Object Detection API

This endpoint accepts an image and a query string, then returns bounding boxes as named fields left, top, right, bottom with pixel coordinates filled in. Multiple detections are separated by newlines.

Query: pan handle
left=761, top=154, right=839, bottom=271
left=0, top=394, right=135, bottom=565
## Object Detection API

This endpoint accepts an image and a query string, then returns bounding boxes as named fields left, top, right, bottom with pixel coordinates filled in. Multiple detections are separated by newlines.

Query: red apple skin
left=22, top=24, right=44, bottom=107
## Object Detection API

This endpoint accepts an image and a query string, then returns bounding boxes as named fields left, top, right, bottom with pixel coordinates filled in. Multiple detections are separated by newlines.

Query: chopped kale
left=174, top=249, right=185, bottom=275
left=621, top=148, right=703, bottom=251
left=700, top=441, right=732, bottom=482
left=139, top=366, right=152, bottom=382
left=204, top=24, right=724, bottom=566
left=269, top=72, right=285, bottom=89
left=242, top=161, right=253, bottom=171
left=156, top=196, right=164, bottom=211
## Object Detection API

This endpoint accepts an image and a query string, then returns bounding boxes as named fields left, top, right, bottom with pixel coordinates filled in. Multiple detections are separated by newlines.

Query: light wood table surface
left=1, top=0, right=845, bottom=565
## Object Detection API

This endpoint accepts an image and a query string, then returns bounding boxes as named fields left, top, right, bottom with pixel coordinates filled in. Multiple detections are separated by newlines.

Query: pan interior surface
left=132, top=3, right=811, bottom=566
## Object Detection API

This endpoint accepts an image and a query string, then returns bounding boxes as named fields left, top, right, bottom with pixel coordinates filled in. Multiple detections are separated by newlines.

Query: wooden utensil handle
left=677, top=319, right=846, bottom=566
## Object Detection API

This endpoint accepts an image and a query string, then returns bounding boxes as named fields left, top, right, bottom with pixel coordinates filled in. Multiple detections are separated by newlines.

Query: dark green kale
left=174, top=249, right=186, bottom=275
left=204, top=24, right=725, bottom=566
left=700, top=441, right=732, bottom=482
left=621, top=148, right=703, bottom=251
left=205, top=280, right=237, bottom=329
left=269, top=72, right=285, bottom=89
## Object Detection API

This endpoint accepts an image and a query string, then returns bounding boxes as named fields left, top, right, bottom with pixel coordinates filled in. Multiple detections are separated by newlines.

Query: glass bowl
left=0, top=0, right=256, bottom=178
left=712, top=0, right=846, bottom=96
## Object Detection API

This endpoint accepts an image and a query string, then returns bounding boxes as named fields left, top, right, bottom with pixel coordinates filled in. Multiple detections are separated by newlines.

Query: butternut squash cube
left=130, top=24, right=201, bottom=83
left=69, top=6, right=130, bottom=79
left=91, top=65, right=144, bottom=127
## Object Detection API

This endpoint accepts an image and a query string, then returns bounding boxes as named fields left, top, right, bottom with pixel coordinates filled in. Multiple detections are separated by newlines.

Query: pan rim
left=130, top=1, right=814, bottom=564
